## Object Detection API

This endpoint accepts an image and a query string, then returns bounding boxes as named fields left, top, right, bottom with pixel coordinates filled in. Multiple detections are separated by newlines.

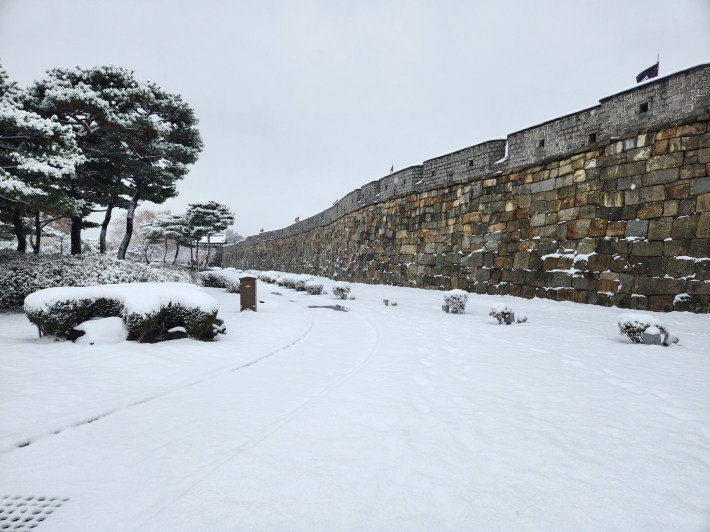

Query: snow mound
left=75, top=317, right=128, bottom=345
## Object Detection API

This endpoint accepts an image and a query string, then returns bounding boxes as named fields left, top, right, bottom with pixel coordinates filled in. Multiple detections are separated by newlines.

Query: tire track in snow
left=0, top=308, right=315, bottom=456
left=130, top=304, right=382, bottom=532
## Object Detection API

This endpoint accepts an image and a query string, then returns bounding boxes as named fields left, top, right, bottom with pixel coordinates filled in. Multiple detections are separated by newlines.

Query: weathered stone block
left=531, top=179, right=555, bottom=193
left=637, top=277, right=686, bottom=296
left=643, top=168, right=679, bottom=186
left=625, top=219, right=649, bottom=238
left=648, top=295, right=675, bottom=312
left=625, top=185, right=665, bottom=205
left=601, top=162, right=645, bottom=180
left=668, top=257, right=695, bottom=278
left=687, top=280, right=710, bottom=295
left=698, top=212, right=710, bottom=238
left=646, top=153, right=684, bottom=172
left=567, top=219, right=591, bottom=239
left=637, top=203, right=664, bottom=219
left=689, top=239, right=710, bottom=258
left=632, top=241, right=663, bottom=257
left=676, top=123, right=706, bottom=136
left=697, top=193, right=710, bottom=212
left=647, top=217, right=673, bottom=240
left=627, top=146, right=652, bottom=162
left=606, top=221, right=626, bottom=236
left=589, top=218, right=608, bottom=237
left=513, top=251, right=530, bottom=269
left=652, top=139, right=669, bottom=156
left=588, top=254, right=611, bottom=272
left=672, top=217, right=699, bottom=239
left=665, top=181, right=690, bottom=200
left=695, top=260, right=710, bottom=280
left=691, top=177, right=710, bottom=195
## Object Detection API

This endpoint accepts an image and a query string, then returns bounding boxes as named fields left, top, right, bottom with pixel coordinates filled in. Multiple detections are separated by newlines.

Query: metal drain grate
left=0, top=496, right=68, bottom=530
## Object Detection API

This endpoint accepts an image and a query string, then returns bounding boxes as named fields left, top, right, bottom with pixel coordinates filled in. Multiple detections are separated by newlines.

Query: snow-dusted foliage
left=489, top=304, right=513, bottom=324
left=305, top=280, right=324, bottom=295
left=332, top=282, right=351, bottom=299
left=198, top=269, right=241, bottom=293
left=617, top=313, right=679, bottom=346
left=258, top=271, right=279, bottom=284
left=0, top=250, right=196, bottom=309
left=278, top=274, right=311, bottom=290
left=443, top=289, right=469, bottom=314
left=25, top=282, right=218, bottom=341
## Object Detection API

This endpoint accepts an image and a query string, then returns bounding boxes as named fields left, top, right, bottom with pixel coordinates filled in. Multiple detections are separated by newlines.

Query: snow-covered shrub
left=515, top=312, right=528, bottom=324
left=0, top=250, right=197, bottom=310
left=198, top=270, right=241, bottom=293
left=278, top=274, right=296, bottom=289
left=258, top=271, right=279, bottom=284
left=25, top=283, right=219, bottom=341
left=332, top=282, right=350, bottom=299
left=305, top=280, right=324, bottom=295
left=444, top=289, right=469, bottom=314
left=293, top=275, right=312, bottom=291
left=489, top=304, right=513, bottom=324
left=617, top=313, right=679, bottom=346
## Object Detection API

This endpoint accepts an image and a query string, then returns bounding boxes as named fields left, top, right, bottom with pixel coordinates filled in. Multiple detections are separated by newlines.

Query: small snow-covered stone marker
left=442, top=304, right=450, bottom=313
left=642, top=326, right=663, bottom=345
left=383, top=299, right=389, bottom=306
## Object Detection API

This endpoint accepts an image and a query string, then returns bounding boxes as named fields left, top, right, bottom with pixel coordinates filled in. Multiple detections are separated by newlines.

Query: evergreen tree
left=0, top=61, right=84, bottom=253
left=186, top=201, right=234, bottom=267
left=24, top=66, right=202, bottom=256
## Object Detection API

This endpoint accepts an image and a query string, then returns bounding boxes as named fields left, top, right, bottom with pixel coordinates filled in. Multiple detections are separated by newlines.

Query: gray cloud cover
left=1, top=0, right=709, bottom=237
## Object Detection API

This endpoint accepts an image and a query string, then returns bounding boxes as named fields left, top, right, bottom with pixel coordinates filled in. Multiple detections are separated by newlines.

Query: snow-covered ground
left=1, top=280, right=709, bottom=531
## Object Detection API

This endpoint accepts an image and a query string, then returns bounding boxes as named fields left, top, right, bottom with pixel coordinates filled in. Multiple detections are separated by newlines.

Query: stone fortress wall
left=224, top=63, right=710, bottom=312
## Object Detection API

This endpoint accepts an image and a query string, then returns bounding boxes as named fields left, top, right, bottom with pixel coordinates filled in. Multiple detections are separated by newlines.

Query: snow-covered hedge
left=617, top=313, right=679, bottom=346
left=305, top=280, right=324, bottom=295
left=0, top=250, right=197, bottom=309
left=443, top=289, right=469, bottom=314
left=332, top=282, right=350, bottom=299
left=258, top=271, right=279, bottom=284
left=24, top=283, right=219, bottom=342
left=198, top=269, right=241, bottom=293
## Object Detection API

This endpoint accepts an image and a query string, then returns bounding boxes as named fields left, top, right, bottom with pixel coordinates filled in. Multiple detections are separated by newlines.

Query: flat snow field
left=1, top=281, right=709, bottom=531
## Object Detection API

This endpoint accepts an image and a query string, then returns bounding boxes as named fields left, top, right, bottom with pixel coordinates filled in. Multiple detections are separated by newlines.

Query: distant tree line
left=0, top=60, right=234, bottom=260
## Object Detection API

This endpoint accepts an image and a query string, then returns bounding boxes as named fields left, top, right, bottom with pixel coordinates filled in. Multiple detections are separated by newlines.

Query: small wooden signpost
left=240, top=276, right=257, bottom=312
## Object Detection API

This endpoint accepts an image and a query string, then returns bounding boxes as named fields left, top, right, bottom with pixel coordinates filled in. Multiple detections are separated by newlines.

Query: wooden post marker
left=240, top=276, right=257, bottom=312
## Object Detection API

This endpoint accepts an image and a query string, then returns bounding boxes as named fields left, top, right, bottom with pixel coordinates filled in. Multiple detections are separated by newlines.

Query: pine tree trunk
left=12, top=208, right=26, bottom=253
left=172, top=243, right=180, bottom=265
left=204, top=234, right=211, bottom=267
left=30, top=211, right=41, bottom=255
left=163, top=238, right=168, bottom=263
left=99, top=199, right=114, bottom=254
left=190, top=244, right=194, bottom=270
left=70, top=216, right=82, bottom=255
left=117, top=184, right=142, bottom=260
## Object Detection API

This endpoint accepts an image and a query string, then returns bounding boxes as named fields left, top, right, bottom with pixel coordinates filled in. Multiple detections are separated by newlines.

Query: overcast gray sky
left=1, top=0, right=709, bottom=238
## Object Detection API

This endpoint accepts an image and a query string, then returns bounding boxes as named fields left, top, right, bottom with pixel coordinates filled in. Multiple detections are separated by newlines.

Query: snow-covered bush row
left=305, top=280, right=324, bottom=295
left=0, top=250, right=197, bottom=309
left=258, top=271, right=280, bottom=284
left=332, top=282, right=351, bottom=299
left=443, top=289, right=469, bottom=314
left=198, top=269, right=241, bottom=293
left=617, top=313, right=679, bottom=346
left=25, top=283, right=219, bottom=342
left=489, top=304, right=527, bottom=324
left=276, top=273, right=312, bottom=291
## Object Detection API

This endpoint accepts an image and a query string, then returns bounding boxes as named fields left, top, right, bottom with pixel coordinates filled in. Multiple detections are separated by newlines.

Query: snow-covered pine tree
left=0, top=61, right=84, bottom=253
left=186, top=201, right=234, bottom=267
left=24, top=66, right=202, bottom=257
